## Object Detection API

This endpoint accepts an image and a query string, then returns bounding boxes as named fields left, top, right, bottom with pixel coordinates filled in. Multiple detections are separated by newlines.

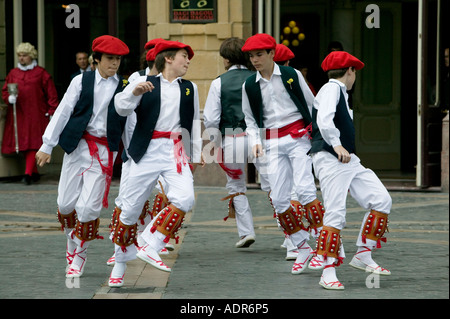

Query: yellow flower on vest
left=122, top=79, right=129, bottom=88
left=186, top=88, right=190, bottom=96
left=287, top=78, right=294, bottom=89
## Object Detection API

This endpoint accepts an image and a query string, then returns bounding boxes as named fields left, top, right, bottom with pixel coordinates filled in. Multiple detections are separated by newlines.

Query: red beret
left=144, top=38, right=166, bottom=50
left=153, top=40, right=194, bottom=60
left=321, top=51, right=364, bottom=72
left=146, top=48, right=157, bottom=62
left=274, top=44, right=295, bottom=62
left=92, top=35, right=129, bottom=56
left=242, top=33, right=277, bottom=52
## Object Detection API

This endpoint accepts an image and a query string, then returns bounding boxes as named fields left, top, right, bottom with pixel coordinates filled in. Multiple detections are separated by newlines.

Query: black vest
left=310, top=83, right=356, bottom=158
left=59, top=71, right=127, bottom=154
left=127, top=76, right=195, bottom=163
left=219, top=68, right=255, bottom=135
left=244, top=65, right=312, bottom=128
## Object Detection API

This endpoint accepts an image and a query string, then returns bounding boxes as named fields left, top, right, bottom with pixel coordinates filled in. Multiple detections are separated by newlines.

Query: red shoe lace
left=109, top=276, right=124, bottom=284
left=309, top=256, right=324, bottom=268
left=322, top=278, right=344, bottom=288
left=292, top=243, right=311, bottom=271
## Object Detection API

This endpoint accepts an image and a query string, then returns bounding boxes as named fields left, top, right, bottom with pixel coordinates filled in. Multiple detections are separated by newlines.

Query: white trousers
left=114, top=138, right=195, bottom=262
left=119, top=138, right=195, bottom=224
left=222, top=135, right=255, bottom=238
left=263, top=135, right=317, bottom=213
left=57, top=139, right=116, bottom=223
left=312, top=151, right=392, bottom=247
left=258, top=135, right=317, bottom=246
left=115, top=157, right=166, bottom=210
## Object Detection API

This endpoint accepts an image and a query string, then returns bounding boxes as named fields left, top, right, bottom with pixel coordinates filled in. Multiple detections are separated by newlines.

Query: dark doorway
left=280, top=13, right=322, bottom=94
left=44, top=0, right=143, bottom=97
left=45, top=0, right=108, bottom=96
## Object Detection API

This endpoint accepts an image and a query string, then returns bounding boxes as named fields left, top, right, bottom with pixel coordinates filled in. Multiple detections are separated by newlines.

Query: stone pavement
left=0, top=176, right=448, bottom=304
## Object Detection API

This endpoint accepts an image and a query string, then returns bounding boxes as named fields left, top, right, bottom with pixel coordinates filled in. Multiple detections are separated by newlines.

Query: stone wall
left=147, top=0, right=253, bottom=110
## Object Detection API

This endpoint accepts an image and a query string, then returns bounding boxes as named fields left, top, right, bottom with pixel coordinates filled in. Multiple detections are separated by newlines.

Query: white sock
left=321, top=258, right=340, bottom=283
left=71, top=245, right=88, bottom=270
left=354, top=246, right=377, bottom=266
left=64, top=228, right=76, bottom=259
left=110, top=262, right=127, bottom=279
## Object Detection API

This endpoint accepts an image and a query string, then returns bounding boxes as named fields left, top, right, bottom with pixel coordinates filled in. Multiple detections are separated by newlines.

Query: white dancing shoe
left=308, top=254, right=325, bottom=270
left=349, top=255, right=391, bottom=275
left=235, top=235, right=255, bottom=248
left=283, top=236, right=298, bottom=260
left=65, top=248, right=76, bottom=273
left=165, top=243, right=175, bottom=251
left=319, top=275, right=345, bottom=290
left=108, top=275, right=125, bottom=288
left=291, top=242, right=312, bottom=275
left=280, top=237, right=288, bottom=249
left=108, top=262, right=127, bottom=288
left=136, top=244, right=171, bottom=272
left=319, top=264, right=344, bottom=290
left=106, top=254, right=115, bottom=266
left=159, top=247, right=169, bottom=255
left=285, top=249, right=299, bottom=261
left=66, top=248, right=87, bottom=278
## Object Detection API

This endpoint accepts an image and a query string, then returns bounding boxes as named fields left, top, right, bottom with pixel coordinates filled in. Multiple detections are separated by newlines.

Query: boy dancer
left=107, top=41, right=168, bottom=267
left=203, top=37, right=257, bottom=248
left=310, top=51, right=392, bottom=290
left=35, top=35, right=129, bottom=278
left=241, top=33, right=325, bottom=274
left=109, top=40, right=203, bottom=287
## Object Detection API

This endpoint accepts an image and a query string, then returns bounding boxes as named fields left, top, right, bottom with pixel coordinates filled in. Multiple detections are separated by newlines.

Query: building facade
left=0, top=0, right=448, bottom=189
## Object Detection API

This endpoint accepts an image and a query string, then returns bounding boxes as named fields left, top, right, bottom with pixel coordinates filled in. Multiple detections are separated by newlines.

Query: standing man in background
left=71, top=51, right=91, bottom=80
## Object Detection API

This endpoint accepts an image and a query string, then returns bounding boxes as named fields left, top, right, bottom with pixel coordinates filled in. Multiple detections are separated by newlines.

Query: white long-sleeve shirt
left=128, top=67, right=150, bottom=83
left=241, top=63, right=315, bottom=147
left=114, top=73, right=202, bottom=163
left=313, top=79, right=352, bottom=148
left=39, top=69, right=119, bottom=155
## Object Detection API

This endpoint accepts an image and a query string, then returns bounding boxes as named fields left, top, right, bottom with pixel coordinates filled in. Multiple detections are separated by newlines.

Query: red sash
left=81, top=132, right=113, bottom=208
left=265, top=120, right=312, bottom=140
left=216, top=133, right=246, bottom=179
left=152, top=130, right=189, bottom=174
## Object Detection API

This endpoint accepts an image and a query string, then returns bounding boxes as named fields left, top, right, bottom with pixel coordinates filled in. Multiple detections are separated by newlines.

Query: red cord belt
left=81, top=132, right=113, bottom=208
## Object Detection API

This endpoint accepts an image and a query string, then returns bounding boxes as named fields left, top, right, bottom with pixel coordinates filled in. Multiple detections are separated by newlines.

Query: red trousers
left=24, top=150, right=38, bottom=176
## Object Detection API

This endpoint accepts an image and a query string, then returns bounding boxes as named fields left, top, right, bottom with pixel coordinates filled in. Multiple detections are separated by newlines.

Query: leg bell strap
left=73, top=218, right=103, bottom=247
left=151, top=181, right=169, bottom=218
left=305, top=199, right=325, bottom=230
left=139, top=200, right=151, bottom=225
left=112, top=219, right=138, bottom=252
left=151, top=193, right=169, bottom=218
left=57, top=209, right=77, bottom=231
left=316, top=226, right=342, bottom=261
left=277, top=206, right=307, bottom=235
left=221, top=192, right=245, bottom=221
left=362, top=210, right=389, bottom=248
left=150, top=204, right=186, bottom=244
left=290, top=200, right=305, bottom=216
left=109, top=206, right=121, bottom=232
